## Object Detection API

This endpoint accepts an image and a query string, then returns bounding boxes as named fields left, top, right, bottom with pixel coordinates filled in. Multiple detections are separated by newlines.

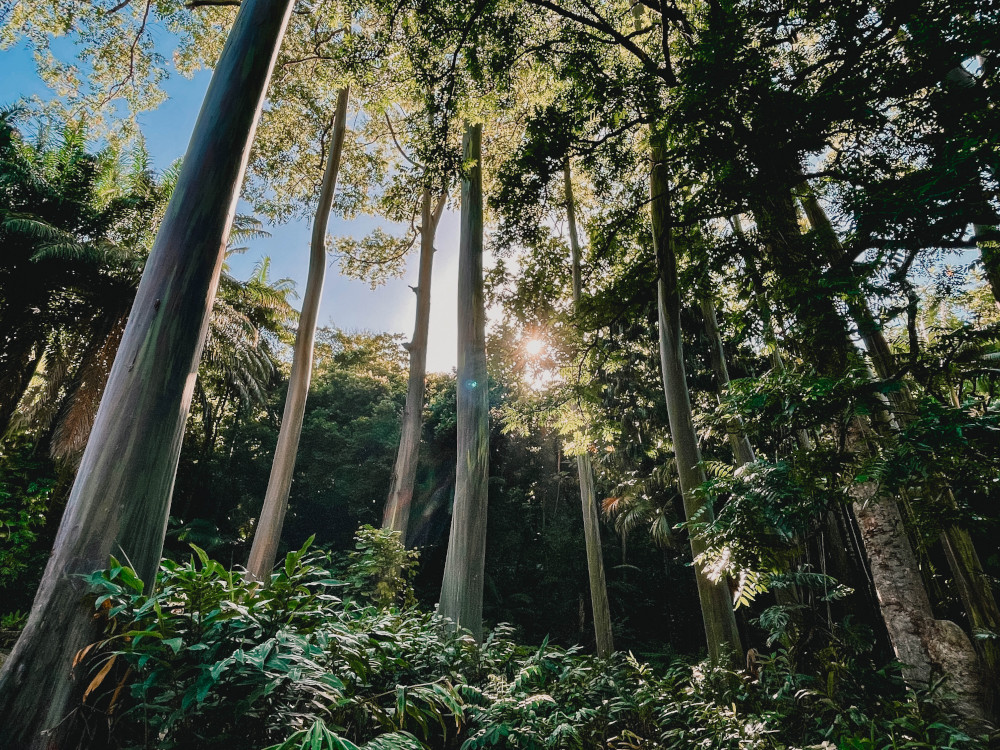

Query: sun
left=524, top=338, right=546, bottom=356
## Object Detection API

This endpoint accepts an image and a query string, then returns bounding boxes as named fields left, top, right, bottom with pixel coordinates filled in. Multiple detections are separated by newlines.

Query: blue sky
left=1, top=41, right=461, bottom=372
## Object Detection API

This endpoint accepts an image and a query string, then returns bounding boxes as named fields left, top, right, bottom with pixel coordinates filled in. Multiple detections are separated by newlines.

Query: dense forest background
left=1, top=0, right=999, bottom=747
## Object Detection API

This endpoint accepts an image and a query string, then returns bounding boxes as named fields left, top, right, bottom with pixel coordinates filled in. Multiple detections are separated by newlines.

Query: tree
left=650, top=143, right=743, bottom=663
left=0, top=116, right=162, bottom=438
left=247, top=86, right=350, bottom=581
left=563, top=160, right=613, bottom=657
left=383, top=187, right=446, bottom=539
left=439, top=123, right=489, bottom=640
left=0, top=0, right=296, bottom=743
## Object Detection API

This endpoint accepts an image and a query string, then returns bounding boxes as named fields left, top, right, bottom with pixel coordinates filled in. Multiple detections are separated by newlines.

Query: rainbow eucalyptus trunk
left=246, top=87, right=349, bottom=581
left=439, top=123, right=489, bottom=640
left=799, top=185, right=1000, bottom=720
left=0, top=1, right=295, bottom=745
left=850, top=442, right=986, bottom=727
left=383, top=189, right=446, bottom=540
left=650, top=144, right=742, bottom=663
left=699, top=296, right=755, bottom=466
left=765, top=175, right=985, bottom=724
left=564, top=161, right=614, bottom=657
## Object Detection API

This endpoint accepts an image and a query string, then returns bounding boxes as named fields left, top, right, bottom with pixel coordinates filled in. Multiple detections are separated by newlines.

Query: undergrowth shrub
left=83, top=529, right=986, bottom=750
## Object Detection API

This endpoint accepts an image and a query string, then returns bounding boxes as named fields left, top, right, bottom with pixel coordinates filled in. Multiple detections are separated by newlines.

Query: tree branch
left=185, top=0, right=241, bottom=7
left=526, top=0, right=674, bottom=84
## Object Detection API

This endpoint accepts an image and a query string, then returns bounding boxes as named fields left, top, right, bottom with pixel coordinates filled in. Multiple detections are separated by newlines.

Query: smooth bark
left=383, top=189, right=446, bottom=540
left=0, top=2, right=295, bottom=745
left=699, top=296, right=755, bottom=466
left=246, top=86, right=349, bottom=581
left=439, top=123, right=489, bottom=640
left=564, top=161, right=614, bottom=657
left=650, top=145, right=742, bottom=663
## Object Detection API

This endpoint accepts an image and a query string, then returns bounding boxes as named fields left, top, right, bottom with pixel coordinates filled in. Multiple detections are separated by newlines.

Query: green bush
left=0, top=439, right=56, bottom=616
left=337, top=525, right=420, bottom=609
left=82, top=529, right=985, bottom=750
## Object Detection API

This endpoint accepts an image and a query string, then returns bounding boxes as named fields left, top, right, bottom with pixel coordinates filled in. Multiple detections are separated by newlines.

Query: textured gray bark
left=247, top=87, right=349, bottom=581
left=650, top=145, right=742, bottom=663
left=800, top=186, right=999, bottom=721
left=564, top=161, right=614, bottom=657
left=851, top=472, right=986, bottom=726
left=384, top=190, right=446, bottom=540
left=439, top=123, right=489, bottom=640
left=0, top=1, right=295, bottom=744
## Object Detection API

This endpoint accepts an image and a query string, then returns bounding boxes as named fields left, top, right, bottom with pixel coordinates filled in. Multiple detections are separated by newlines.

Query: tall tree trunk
left=850, top=449, right=986, bottom=726
left=799, top=185, right=1000, bottom=719
left=0, top=1, right=295, bottom=745
left=650, top=144, right=742, bottom=663
left=564, top=161, right=614, bottom=658
left=439, top=123, right=489, bottom=641
left=732, top=217, right=795, bottom=377
left=751, top=187, right=854, bottom=377
left=699, top=296, right=755, bottom=466
left=247, top=87, right=349, bottom=580
left=383, top=189, right=446, bottom=540
left=768, top=175, right=985, bottom=723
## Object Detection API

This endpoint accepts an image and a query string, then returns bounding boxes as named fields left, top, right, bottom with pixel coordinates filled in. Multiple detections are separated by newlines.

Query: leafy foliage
left=80, top=533, right=985, bottom=750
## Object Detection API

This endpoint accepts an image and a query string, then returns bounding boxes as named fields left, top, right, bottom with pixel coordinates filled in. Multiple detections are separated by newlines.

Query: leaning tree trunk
left=799, top=185, right=1000, bottom=720
left=850, top=435, right=986, bottom=727
left=247, top=87, right=349, bottom=581
left=650, top=144, right=742, bottom=663
left=699, top=296, right=755, bottom=466
left=0, top=1, right=295, bottom=745
left=383, top=189, right=446, bottom=540
left=439, top=123, right=489, bottom=641
left=760, top=172, right=985, bottom=724
left=564, top=160, right=614, bottom=658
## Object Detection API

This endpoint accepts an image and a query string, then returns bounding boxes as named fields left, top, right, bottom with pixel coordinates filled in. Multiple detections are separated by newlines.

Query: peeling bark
left=851, top=473, right=985, bottom=726
left=800, top=184, right=1000, bottom=721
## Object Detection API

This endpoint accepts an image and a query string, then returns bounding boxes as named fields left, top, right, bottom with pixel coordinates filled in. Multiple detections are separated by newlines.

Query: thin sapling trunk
left=246, top=87, right=350, bottom=581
